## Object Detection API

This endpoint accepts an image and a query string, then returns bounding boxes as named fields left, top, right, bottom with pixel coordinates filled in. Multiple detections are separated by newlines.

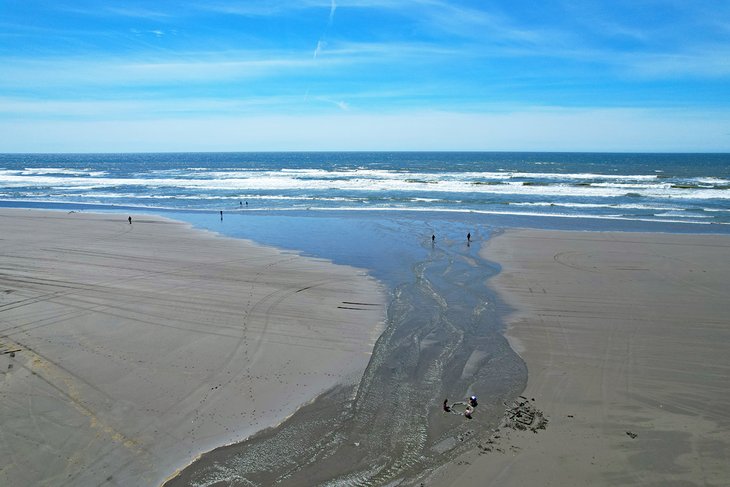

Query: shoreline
left=0, top=208, right=386, bottom=486
left=3, top=200, right=730, bottom=238
left=425, top=228, right=730, bottom=486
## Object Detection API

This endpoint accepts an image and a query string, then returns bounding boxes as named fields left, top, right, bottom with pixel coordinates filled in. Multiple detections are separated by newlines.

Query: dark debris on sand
left=503, top=396, right=548, bottom=433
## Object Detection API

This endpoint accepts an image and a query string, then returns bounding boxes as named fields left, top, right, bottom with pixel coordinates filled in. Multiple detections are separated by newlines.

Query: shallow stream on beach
left=163, top=210, right=526, bottom=486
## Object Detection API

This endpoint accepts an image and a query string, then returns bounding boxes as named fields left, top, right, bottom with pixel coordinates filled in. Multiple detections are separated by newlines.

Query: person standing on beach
left=467, top=232, right=471, bottom=242
left=128, top=216, right=132, bottom=224
left=432, top=234, right=435, bottom=243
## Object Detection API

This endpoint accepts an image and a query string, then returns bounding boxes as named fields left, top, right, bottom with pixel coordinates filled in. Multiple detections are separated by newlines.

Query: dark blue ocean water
left=1, top=152, right=728, bottom=226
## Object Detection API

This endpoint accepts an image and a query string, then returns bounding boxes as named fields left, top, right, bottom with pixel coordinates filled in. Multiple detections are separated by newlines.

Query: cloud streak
left=3, top=107, right=729, bottom=152
left=329, top=0, right=337, bottom=25
left=0, top=53, right=340, bottom=90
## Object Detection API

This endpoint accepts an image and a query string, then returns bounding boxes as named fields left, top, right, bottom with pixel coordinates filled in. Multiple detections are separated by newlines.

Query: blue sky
left=1, top=0, right=729, bottom=152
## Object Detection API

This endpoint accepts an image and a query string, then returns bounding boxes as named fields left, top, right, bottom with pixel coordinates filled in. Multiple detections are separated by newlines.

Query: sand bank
left=426, top=229, right=730, bottom=486
left=0, top=209, right=385, bottom=486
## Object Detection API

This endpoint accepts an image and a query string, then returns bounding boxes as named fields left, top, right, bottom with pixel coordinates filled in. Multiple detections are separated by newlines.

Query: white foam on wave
left=20, top=168, right=108, bottom=177
left=410, top=197, right=444, bottom=203
left=589, top=182, right=673, bottom=190
left=133, top=167, right=661, bottom=183
left=653, top=211, right=714, bottom=219
left=257, top=206, right=723, bottom=225
left=33, top=191, right=363, bottom=203
left=508, top=202, right=680, bottom=211
left=1, top=172, right=729, bottom=201
left=258, top=168, right=660, bottom=181
left=693, top=177, right=730, bottom=185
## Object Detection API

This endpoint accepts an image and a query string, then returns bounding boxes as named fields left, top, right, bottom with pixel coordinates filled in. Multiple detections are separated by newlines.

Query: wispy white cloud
left=317, top=40, right=458, bottom=59
left=131, top=29, right=167, bottom=38
left=0, top=86, right=441, bottom=120
left=196, top=0, right=331, bottom=17
left=316, top=97, right=350, bottom=111
left=507, top=42, right=730, bottom=79
left=59, top=4, right=174, bottom=20
left=0, top=37, right=461, bottom=91
left=0, top=96, right=319, bottom=119
left=2, top=107, right=729, bottom=152
left=105, top=5, right=173, bottom=19
left=0, top=53, right=338, bottom=89
left=620, top=48, right=730, bottom=78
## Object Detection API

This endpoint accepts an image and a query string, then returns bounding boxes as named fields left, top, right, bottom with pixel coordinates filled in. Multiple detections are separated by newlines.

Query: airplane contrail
left=329, top=0, right=337, bottom=26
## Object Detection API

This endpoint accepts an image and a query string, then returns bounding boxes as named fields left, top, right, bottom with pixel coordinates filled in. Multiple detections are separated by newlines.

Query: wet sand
left=426, top=229, right=730, bottom=486
left=0, top=209, right=385, bottom=486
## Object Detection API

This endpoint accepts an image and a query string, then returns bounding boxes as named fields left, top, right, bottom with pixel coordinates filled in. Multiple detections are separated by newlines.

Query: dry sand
left=427, top=229, right=730, bottom=487
left=0, top=209, right=385, bottom=486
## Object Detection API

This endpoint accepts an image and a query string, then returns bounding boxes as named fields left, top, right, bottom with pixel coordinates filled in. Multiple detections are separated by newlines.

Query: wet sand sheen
left=0, top=209, right=385, bottom=486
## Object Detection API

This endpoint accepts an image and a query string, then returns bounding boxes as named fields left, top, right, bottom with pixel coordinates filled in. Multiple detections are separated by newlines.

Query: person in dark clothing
left=128, top=216, right=132, bottom=224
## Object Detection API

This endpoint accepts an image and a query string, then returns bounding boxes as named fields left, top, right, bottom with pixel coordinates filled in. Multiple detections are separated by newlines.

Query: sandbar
left=426, top=229, right=730, bottom=486
left=0, top=209, right=385, bottom=486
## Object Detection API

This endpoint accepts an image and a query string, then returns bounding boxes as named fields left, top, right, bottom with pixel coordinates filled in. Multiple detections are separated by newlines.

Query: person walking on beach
left=467, top=232, right=471, bottom=242
left=128, top=216, right=132, bottom=224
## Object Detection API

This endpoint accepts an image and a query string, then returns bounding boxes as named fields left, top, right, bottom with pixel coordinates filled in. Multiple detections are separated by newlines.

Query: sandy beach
left=426, top=229, right=730, bottom=486
left=0, top=209, right=385, bottom=486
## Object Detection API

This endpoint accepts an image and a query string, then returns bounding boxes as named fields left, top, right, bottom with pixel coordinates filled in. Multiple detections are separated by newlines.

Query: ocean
left=1, top=152, right=728, bottom=227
